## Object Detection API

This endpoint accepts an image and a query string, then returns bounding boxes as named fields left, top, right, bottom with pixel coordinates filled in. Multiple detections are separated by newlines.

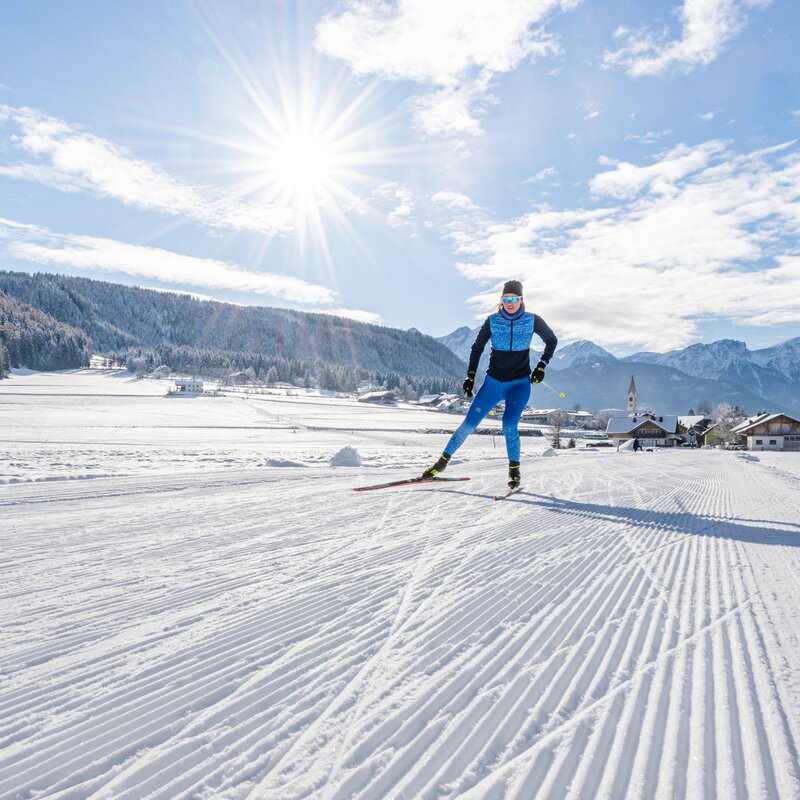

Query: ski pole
left=540, top=380, right=566, bottom=398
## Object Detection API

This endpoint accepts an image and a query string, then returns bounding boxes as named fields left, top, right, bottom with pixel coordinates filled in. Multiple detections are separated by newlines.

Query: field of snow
left=2, top=370, right=800, bottom=799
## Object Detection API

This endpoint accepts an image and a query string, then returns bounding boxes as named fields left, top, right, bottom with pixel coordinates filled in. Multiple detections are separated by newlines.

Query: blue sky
left=1, top=0, right=799, bottom=353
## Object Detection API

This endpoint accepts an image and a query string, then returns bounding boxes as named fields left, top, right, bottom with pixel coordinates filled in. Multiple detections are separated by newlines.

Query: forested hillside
left=0, top=293, right=92, bottom=375
left=0, top=272, right=465, bottom=392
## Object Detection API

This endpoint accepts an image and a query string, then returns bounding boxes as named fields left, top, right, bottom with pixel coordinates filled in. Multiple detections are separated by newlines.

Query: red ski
left=353, top=476, right=471, bottom=492
left=493, top=486, right=523, bottom=501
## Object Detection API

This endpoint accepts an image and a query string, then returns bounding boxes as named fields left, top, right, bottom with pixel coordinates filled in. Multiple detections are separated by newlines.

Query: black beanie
left=502, top=280, right=523, bottom=297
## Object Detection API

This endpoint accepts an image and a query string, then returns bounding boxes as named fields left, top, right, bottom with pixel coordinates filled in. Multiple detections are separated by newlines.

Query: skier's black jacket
left=468, top=306, right=558, bottom=383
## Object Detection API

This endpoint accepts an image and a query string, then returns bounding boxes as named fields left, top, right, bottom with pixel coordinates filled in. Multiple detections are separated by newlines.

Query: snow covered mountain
left=549, top=339, right=617, bottom=369
left=626, top=337, right=800, bottom=384
left=436, top=326, right=800, bottom=415
left=624, top=339, right=800, bottom=413
left=436, top=325, right=480, bottom=364
left=751, top=336, right=800, bottom=382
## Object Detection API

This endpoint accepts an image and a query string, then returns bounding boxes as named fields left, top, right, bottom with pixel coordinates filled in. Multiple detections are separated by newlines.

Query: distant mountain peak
left=551, top=340, right=617, bottom=369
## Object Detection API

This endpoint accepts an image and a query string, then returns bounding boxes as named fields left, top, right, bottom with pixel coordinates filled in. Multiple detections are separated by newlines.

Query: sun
left=273, top=131, right=334, bottom=205
left=259, top=118, right=344, bottom=212
left=179, top=12, right=425, bottom=277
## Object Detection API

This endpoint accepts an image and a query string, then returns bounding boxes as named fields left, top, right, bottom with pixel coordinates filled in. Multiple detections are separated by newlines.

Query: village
left=165, top=370, right=800, bottom=453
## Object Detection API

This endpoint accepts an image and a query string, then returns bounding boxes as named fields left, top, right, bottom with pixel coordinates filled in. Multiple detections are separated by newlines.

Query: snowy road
left=2, top=372, right=800, bottom=799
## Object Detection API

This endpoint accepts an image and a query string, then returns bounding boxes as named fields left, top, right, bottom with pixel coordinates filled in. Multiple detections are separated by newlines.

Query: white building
left=521, top=408, right=560, bottom=425
left=172, top=377, right=204, bottom=393
left=731, top=413, right=800, bottom=451
left=357, top=390, right=397, bottom=406
left=567, top=410, right=596, bottom=428
left=606, top=412, right=680, bottom=447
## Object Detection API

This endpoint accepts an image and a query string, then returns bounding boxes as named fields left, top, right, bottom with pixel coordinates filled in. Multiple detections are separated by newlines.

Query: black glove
left=462, top=372, right=476, bottom=398
left=530, top=360, right=546, bottom=384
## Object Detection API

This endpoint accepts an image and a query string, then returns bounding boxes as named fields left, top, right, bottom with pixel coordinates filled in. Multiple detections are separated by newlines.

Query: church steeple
left=627, top=376, right=637, bottom=412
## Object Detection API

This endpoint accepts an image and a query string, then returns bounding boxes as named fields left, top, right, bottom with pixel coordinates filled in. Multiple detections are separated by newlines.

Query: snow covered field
left=2, top=370, right=800, bottom=799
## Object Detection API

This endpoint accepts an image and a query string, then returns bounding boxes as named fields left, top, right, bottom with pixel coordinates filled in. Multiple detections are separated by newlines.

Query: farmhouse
left=173, top=377, right=204, bottom=393
left=521, top=408, right=560, bottom=425
left=731, top=413, right=800, bottom=451
left=567, top=409, right=596, bottom=428
left=677, top=415, right=715, bottom=447
left=357, top=390, right=397, bottom=406
left=606, top=412, right=680, bottom=447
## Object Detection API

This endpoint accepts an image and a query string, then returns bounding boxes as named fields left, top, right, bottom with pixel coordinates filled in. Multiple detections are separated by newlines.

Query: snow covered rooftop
left=606, top=414, right=678, bottom=434
left=731, top=412, right=800, bottom=434
left=678, top=415, right=712, bottom=427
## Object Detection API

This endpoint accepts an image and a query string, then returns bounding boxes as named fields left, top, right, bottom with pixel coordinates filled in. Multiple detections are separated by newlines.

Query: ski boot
left=508, top=460, right=521, bottom=489
left=421, top=452, right=451, bottom=480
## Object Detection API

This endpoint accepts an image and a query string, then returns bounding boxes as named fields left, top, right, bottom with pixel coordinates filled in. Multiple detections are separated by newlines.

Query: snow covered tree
left=712, top=402, right=744, bottom=445
left=0, top=341, right=9, bottom=377
left=551, top=409, right=566, bottom=448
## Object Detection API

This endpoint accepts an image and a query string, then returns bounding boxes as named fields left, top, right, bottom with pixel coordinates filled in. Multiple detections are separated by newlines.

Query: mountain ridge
left=0, top=271, right=465, bottom=391
left=436, top=326, right=800, bottom=416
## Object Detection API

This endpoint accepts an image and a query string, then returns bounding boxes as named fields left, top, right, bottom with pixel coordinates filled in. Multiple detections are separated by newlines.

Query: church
left=605, top=376, right=681, bottom=447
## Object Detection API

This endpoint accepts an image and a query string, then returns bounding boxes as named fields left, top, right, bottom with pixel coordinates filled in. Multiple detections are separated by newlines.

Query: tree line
left=113, top=344, right=459, bottom=395
left=0, top=271, right=464, bottom=393
left=0, top=270, right=466, bottom=379
left=0, top=293, right=92, bottom=375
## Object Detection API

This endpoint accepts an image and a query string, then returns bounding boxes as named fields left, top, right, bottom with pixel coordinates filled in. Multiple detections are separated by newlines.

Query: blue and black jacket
left=468, top=306, right=558, bottom=382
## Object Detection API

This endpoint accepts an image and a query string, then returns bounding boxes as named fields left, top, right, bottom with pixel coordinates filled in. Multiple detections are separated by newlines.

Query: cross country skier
left=421, top=280, right=558, bottom=489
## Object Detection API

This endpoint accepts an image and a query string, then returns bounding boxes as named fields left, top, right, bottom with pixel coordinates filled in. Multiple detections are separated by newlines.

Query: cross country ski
left=353, top=476, right=471, bottom=492
left=493, top=486, right=524, bottom=501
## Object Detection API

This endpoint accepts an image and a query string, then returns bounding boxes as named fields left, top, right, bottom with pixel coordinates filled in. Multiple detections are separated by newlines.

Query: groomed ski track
left=3, top=456, right=800, bottom=799
left=2, top=373, right=800, bottom=799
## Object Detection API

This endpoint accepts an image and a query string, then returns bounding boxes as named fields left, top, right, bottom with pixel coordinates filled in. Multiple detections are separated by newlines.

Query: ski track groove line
left=3, top=452, right=800, bottom=799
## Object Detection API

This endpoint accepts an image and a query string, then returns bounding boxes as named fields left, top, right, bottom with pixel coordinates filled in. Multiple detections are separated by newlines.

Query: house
left=567, top=410, right=596, bottom=428
left=432, top=394, right=470, bottom=414
left=173, top=377, right=204, bottom=393
left=357, top=390, right=397, bottom=406
left=730, top=413, right=800, bottom=451
left=415, top=393, right=446, bottom=407
left=357, top=384, right=384, bottom=396
left=677, top=415, right=715, bottom=446
left=606, top=412, right=680, bottom=447
left=521, top=408, right=560, bottom=425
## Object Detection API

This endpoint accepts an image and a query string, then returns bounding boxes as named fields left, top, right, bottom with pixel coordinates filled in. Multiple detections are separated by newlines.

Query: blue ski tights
left=444, top=375, right=531, bottom=462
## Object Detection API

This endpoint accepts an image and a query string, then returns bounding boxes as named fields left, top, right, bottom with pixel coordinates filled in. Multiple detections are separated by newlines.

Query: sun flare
left=180, top=15, right=426, bottom=278
left=267, top=127, right=338, bottom=209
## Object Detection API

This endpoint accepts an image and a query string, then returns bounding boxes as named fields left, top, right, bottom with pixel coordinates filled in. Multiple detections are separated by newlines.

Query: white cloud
left=431, top=140, right=800, bottom=350
left=315, top=0, right=581, bottom=138
left=604, top=0, right=771, bottom=77
left=323, top=308, right=385, bottom=324
left=624, top=129, right=672, bottom=144
left=376, top=182, right=417, bottom=229
left=431, top=190, right=477, bottom=209
left=523, top=166, right=560, bottom=184
left=0, top=217, right=336, bottom=304
left=582, top=101, right=601, bottom=120
left=0, top=105, right=294, bottom=236
left=589, top=140, right=728, bottom=198
left=699, top=111, right=716, bottom=121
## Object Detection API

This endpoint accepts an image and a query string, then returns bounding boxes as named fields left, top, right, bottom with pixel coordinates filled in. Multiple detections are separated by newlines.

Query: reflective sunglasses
left=501, top=295, right=522, bottom=303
